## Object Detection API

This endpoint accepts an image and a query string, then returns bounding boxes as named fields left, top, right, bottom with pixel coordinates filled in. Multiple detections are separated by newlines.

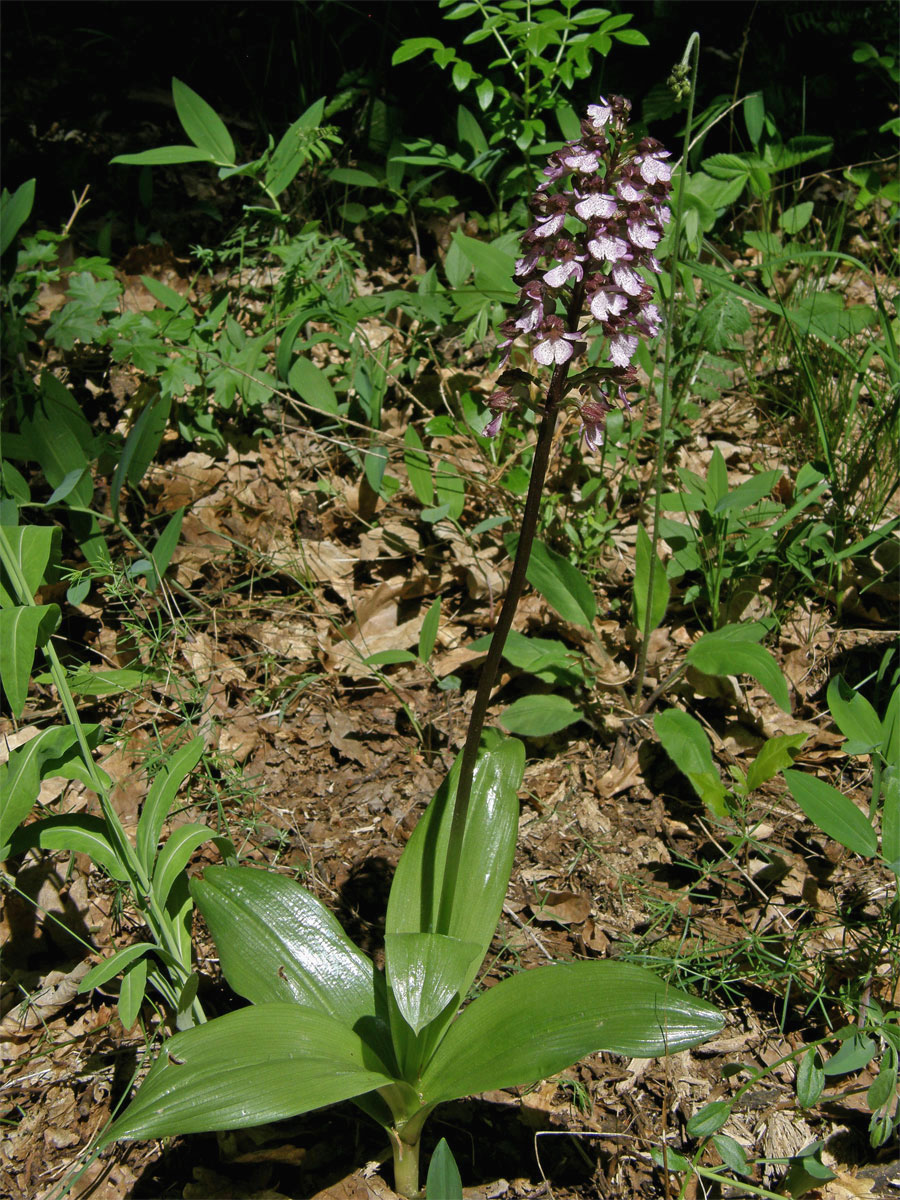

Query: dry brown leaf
left=531, top=889, right=591, bottom=926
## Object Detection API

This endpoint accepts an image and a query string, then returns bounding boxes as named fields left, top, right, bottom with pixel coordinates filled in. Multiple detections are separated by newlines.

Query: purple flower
left=533, top=327, right=581, bottom=365
left=588, top=233, right=630, bottom=263
left=586, top=102, right=613, bottom=130
left=562, top=147, right=600, bottom=174
left=485, top=95, right=672, bottom=452
left=579, top=396, right=611, bottom=451
left=612, top=264, right=644, bottom=296
left=637, top=153, right=672, bottom=185
left=533, top=212, right=566, bottom=238
left=574, top=192, right=618, bottom=221
left=609, top=333, right=639, bottom=367
left=543, top=258, right=584, bottom=288
left=589, top=288, right=628, bottom=322
left=627, top=220, right=661, bottom=250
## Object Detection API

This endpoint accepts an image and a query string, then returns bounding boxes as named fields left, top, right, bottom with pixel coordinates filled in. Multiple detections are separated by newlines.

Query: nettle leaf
left=100, top=1003, right=395, bottom=1145
left=419, top=961, right=723, bottom=1106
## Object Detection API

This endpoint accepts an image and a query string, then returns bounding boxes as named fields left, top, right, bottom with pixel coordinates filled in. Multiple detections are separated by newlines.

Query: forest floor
left=2, top=169, right=899, bottom=1200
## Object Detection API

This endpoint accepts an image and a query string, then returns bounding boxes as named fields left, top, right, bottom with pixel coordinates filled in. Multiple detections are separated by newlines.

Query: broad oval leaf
left=499, top=694, right=581, bottom=737
left=0, top=523, right=61, bottom=606
left=505, top=534, right=596, bottom=628
left=386, top=731, right=524, bottom=1008
left=419, top=962, right=723, bottom=1105
left=826, top=675, right=883, bottom=754
left=0, top=723, right=101, bottom=851
left=687, top=627, right=790, bottom=713
left=171, top=78, right=235, bottom=164
left=191, top=866, right=392, bottom=1062
left=0, top=603, right=60, bottom=717
left=654, top=709, right=728, bottom=818
left=79, top=943, right=154, bottom=993
left=784, top=770, right=878, bottom=857
left=385, top=932, right=480, bottom=1034
left=100, top=1003, right=395, bottom=1145
left=634, top=523, right=670, bottom=634
left=0, top=177, right=35, bottom=255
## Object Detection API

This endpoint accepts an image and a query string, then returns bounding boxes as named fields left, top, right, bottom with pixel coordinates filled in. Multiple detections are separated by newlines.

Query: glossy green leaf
left=172, top=78, right=235, bottom=164
left=100, top=1003, right=395, bottom=1145
left=191, top=866, right=392, bottom=1061
left=712, top=1133, right=749, bottom=1176
left=823, top=1029, right=876, bottom=1076
left=784, top=770, right=878, bottom=857
left=385, top=932, right=480, bottom=1034
left=0, top=524, right=61, bottom=607
left=654, top=709, right=728, bottom=818
left=386, top=731, right=524, bottom=1013
left=882, top=766, right=899, bottom=868
left=419, top=962, right=723, bottom=1105
left=266, top=110, right=325, bottom=196
left=634, top=523, right=670, bottom=633
left=9, top=814, right=129, bottom=881
left=687, top=626, right=790, bottom=713
left=0, top=603, right=60, bottom=716
left=403, top=426, right=434, bottom=507
left=145, top=507, right=184, bottom=591
left=499, top=694, right=581, bottom=736
left=505, top=534, right=596, bottom=628
left=426, top=1138, right=463, bottom=1199
left=435, top=461, right=465, bottom=520
left=136, top=736, right=205, bottom=872
left=826, top=675, right=883, bottom=755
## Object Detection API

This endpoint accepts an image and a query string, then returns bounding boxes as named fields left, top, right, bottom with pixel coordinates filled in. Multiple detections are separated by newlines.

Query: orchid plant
left=96, top=99, right=721, bottom=1199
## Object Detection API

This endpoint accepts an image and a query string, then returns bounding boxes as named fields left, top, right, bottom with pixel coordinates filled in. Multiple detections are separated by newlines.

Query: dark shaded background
left=3, top=0, right=896, bottom=250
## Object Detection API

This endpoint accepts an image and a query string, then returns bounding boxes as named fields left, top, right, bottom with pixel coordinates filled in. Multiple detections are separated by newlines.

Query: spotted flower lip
left=483, top=95, right=671, bottom=448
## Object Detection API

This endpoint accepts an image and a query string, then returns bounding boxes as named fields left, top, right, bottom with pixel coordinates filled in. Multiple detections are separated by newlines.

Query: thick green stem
left=633, top=33, right=701, bottom=711
left=437, top=280, right=584, bottom=930
left=389, top=1126, right=423, bottom=1199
